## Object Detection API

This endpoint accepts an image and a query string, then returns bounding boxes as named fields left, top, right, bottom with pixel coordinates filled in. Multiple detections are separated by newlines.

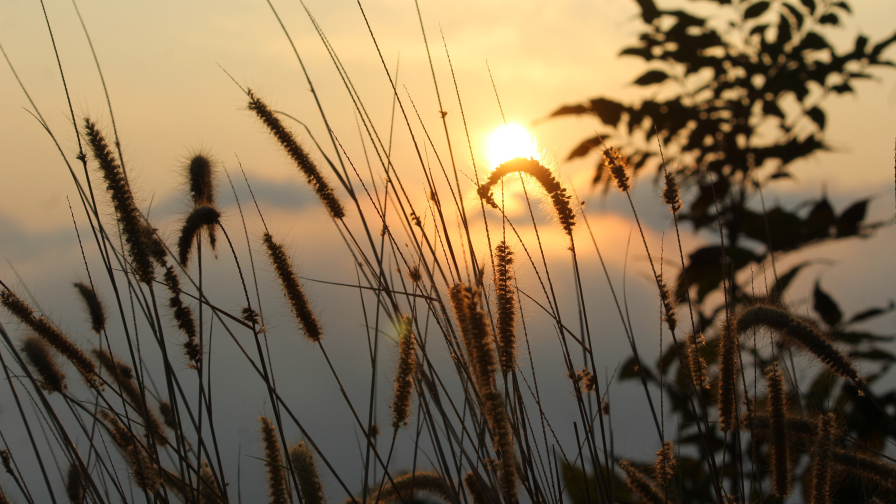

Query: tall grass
left=0, top=1, right=894, bottom=504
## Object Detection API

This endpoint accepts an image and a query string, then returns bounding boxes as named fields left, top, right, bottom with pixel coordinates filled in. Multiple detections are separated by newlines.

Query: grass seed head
left=289, top=442, right=324, bottom=504
left=1, top=289, right=97, bottom=386
left=476, top=157, right=575, bottom=236
left=619, top=460, right=664, bottom=504
left=248, top=89, right=345, bottom=219
left=766, top=362, right=790, bottom=497
left=604, top=147, right=630, bottom=192
left=260, top=416, right=288, bottom=504
left=493, top=242, right=517, bottom=376
left=717, top=318, right=739, bottom=433
left=21, top=335, right=66, bottom=394
left=263, top=232, right=322, bottom=343
left=736, top=304, right=865, bottom=392
left=66, top=463, right=85, bottom=504
left=177, top=204, right=221, bottom=267
left=73, top=282, right=105, bottom=334
left=83, top=118, right=156, bottom=284
left=391, top=316, right=417, bottom=429
left=662, top=170, right=682, bottom=212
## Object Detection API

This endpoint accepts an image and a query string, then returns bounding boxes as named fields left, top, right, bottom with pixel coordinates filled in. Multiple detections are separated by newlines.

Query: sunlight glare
left=486, top=124, right=539, bottom=166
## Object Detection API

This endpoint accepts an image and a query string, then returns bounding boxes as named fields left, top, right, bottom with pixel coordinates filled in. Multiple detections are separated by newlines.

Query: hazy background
left=1, top=0, right=895, bottom=501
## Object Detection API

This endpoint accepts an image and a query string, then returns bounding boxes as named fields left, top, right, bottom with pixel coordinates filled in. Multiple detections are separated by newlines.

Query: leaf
left=589, top=98, right=626, bottom=126
left=567, top=136, right=603, bottom=160
left=562, top=461, right=600, bottom=504
left=634, top=70, right=670, bottom=86
left=769, top=261, right=812, bottom=302
left=763, top=98, right=785, bottom=118
left=870, top=32, right=896, bottom=60
left=835, top=199, right=868, bottom=237
left=832, top=83, right=854, bottom=94
left=800, top=0, right=816, bottom=14
left=833, top=1, right=851, bottom=13
left=845, top=301, right=895, bottom=326
left=814, top=280, right=843, bottom=327
left=853, top=349, right=896, bottom=363
left=819, top=13, right=839, bottom=25
left=744, top=1, right=770, bottom=19
left=549, top=103, right=589, bottom=117
left=799, top=32, right=829, bottom=51
left=855, top=35, right=869, bottom=56
left=636, top=0, right=660, bottom=24
left=807, top=107, right=826, bottom=129
left=803, top=197, right=834, bottom=239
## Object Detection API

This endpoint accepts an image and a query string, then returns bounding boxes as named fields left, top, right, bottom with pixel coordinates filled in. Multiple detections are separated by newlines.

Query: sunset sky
left=1, top=0, right=896, bottom=499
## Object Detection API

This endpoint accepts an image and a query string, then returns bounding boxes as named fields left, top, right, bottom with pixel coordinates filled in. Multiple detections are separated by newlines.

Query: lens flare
left=486, top=125, right=539, bottom=166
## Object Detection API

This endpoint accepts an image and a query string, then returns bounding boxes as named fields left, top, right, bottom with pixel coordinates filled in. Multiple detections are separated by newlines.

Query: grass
left=1, top=1, right=895, bottom=503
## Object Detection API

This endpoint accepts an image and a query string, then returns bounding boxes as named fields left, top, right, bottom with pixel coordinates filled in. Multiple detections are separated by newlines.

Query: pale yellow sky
left=3, top=0, right=892, bottom=232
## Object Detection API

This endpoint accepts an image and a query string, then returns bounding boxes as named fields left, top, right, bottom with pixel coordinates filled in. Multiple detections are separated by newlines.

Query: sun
left=486, top=124, right=539, bottom=167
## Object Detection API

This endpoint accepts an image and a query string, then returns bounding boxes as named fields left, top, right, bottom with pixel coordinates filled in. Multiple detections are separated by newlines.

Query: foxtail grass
left=717, top=319, right=738, bottom=433
left=290, top=442, right=324, bottom=504
left=247, top=89, right=345, bottom=219
left=162, top=266, right=201, bottom=366
left=811, top=413, right=835, bottom=504
left=83, top=118, right=156, bottom=284
left=476, top=157, right=576, bottom=236
left=263, top=232, right=322, bottom=342
left=101, top=410, right=160, bottom=493
left=766, top=362, right=789, bottom=498
left=390, top=316, right=416, bottom=429
left=654, top=441, right=676, bottom=488
left=177, top=204, right=221, bottom=267
left=20, top=335, right=66, bottom=394
left=73, top=281, right=105, bottom=334
left=619, top=460, right=664, bottom=504
left=66, top=463, right=84, bottom=504
left=1, top=288, right=97, bottom=385
left=493, top=241, right=517, bottom=376
left=260, top=416, right=288, bottom=504
left=94, top=349, right=169, bottom=447
left=463, top=471, right=490, bottom=504
left=736, top=304, right=866, bottom=391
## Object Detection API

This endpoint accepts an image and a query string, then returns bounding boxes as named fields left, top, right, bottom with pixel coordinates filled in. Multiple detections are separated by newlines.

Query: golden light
left=486, top=124, right=539, bottom=166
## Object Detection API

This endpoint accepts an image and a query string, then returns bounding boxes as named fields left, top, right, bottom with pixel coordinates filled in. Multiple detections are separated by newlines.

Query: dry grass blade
left=94, top=349, right=169, bottom=447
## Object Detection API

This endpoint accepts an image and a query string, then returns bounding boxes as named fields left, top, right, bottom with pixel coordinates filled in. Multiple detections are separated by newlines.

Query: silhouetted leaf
left=635, top=0, right=660, bottom=23
left=852, top=349, right=896, bottom=363
left=807, top=107, right=825, bottom=129
left=833, top=1, right=851, bottom=13
left=799, top=32, right=829, bottom=51
left=589, top=98, right=626, bottom=126
left=550, top=104, right=590, bottom=117
left=845, top=301, right=895, bottom=326
left=762, top=99, right=784, bottom=118
left=804, top=197, right=834, bottom=239
left=870, top=32, right=896, bottom=60
left=800, top=0, right=816, bottom=14
left=832, top=82, right=854, bottom=94
left=835, top=199, right=868, bottom=237
left=562, top=462, right=601, bottom=504
left=855, top=35, right=869, bottom=56
left=568, top=136, right=603, bottom=160
left=634, top=70, right=670, bottom=85
left=819, top=13, right=839, bottom=25
left=744, top=1, right=770, bottom=19
left=769, top=261, right=812, bottom=302
left=814, top=281, right=843, bottom=327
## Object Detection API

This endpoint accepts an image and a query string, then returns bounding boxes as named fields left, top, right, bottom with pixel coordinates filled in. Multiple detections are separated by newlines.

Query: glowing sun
left=486, top=124, right=539, bottom=166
